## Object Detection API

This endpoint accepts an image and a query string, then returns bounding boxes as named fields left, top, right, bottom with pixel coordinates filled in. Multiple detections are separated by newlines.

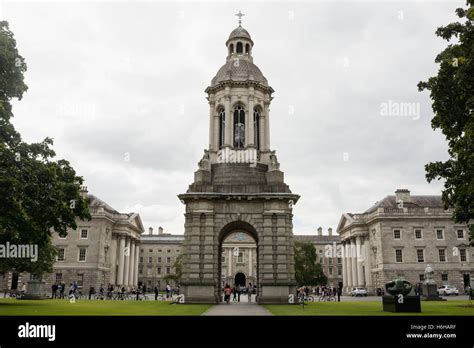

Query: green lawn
left=0, top=299, right=211, bottom=316
left=264, top=300, right=474, bottom=316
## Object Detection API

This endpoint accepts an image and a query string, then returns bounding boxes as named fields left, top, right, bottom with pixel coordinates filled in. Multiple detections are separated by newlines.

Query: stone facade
left=0, top=189, right=144, bottom=293
left=336, top=189, right=473, bottom=295
left=179, top=22, right=299, bottom=304
left=138, top=227, right=183, bottom=290
left=294, top=228, right=343, bottom=288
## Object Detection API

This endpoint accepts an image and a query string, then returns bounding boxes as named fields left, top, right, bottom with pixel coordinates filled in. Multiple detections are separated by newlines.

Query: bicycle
left=318, top=294, right=336, bottom=302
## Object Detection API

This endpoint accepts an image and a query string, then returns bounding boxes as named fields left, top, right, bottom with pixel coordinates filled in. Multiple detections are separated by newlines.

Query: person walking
left=247, top=285, right=252, bottom=302
left=224, top=284, right=231, bottom=304
left=154, top=286, right=158, bottom=301
left=165, top=283, right=171, bottom=299
left=337, top=286, right=342, bottom=302
left=51, top=283, right=58, bottom=299
left=232, top=285, right=237, bottom=301
left=237, top=285, right=241, bottom=302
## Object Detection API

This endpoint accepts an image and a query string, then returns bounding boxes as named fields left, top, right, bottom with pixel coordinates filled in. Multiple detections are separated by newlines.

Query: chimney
left=317, top=227, right=322, bottom=236
left=395, top=189, right=411, bottom=203
left=158, top=226, right=164, bottom=235
left=328, top=227, right=333, bottom=236
left=148, top=227, right=153, bottom=235
left=79, top=186, right=88, bottom=199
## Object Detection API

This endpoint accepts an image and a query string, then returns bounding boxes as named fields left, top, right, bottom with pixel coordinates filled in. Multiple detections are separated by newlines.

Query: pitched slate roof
left=364, top=195, right=443, bottom=213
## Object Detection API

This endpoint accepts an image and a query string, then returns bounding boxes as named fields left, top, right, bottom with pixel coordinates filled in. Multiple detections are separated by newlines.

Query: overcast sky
left=3, top=0, right=462, bottom=235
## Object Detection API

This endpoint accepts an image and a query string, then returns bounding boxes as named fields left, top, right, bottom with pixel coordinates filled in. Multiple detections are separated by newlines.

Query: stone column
left=117, top=236, right=125, bottom=285
left=248, top=96, right=255, bottom=147
left=345, top=241, right=352, bottom=292
left=123, top=237, right=131, bottom=286
left=350, top=238, right=358, bottom=288
left=342, top=242, right=347, bottom=290
left=355, top=236, right=364, bottom=287
left=134, top=244, right=140, bottom=286
left=228, top=248, right=232, bottom=277
left=110, top=237, right=117, bottom=284
left=364, top=238, right=373, bottom=291
left=248, top=248, right=253, bottom=277
left=208, top=101, right=215, bottom=150
left=129, top=239, right=135, bottom=286
left=224, top=96, right=231, bottom=147
left=263, top=102, right=270, bottom=150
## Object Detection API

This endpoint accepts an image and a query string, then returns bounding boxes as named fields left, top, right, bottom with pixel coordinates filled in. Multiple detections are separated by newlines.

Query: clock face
left=236, top=233, right=245, bottom=241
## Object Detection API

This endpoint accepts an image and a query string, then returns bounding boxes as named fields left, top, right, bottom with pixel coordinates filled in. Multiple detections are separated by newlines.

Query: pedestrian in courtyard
left=166, top=283, right=171, bottom=298
left=51, top=283, right=58, bottom=299
left=237, top=285, right=241, bottom=302
left=232, top=285, right=237, bottom=301
left=337, top=286, right=342, bottom=302
left=224, top=284, right=231, bottom=304
left=154, top=286, right=158, bottom=301
left=247, top=285, right=252, bottom=302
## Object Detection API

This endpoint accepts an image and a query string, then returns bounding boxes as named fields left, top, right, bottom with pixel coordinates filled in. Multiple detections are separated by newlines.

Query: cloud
left=5, top=0, right=460, bottom=235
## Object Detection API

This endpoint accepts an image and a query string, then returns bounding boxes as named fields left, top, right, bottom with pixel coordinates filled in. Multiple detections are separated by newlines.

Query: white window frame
left=237, top=252, right=244, bottom=263
left=441, top=274, right=448, bottom=282
left=57, top=248, right=65, bottom=262
left=414, top=228, right=423, bottom=240
left=438, top=249, right=446, bottom=262
left=459, top=248, right=468, bottom=262
left=393, top=229, right=402, bottom=240
left=436, top=229, right=445, bottom=240
left=456, top=229, right=465, bottom=240
left=395, top=249, right=403, bottom=263
left=80, top=229, right=88, bottom=239
left=416, top=249, right=425, bottom=263
left=78, top=248, right=87, bottom=262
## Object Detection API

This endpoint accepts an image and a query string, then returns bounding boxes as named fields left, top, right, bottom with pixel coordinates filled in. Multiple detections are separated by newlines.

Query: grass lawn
left=263, top=300, right=474, bottom=316
left=0, top=299, right=211, bottom=316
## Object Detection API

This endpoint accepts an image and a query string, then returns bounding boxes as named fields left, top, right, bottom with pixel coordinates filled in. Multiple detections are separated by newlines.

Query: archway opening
left=235, top=272, right=246, bottom=287
left=218, top=221, right=258, bottom=304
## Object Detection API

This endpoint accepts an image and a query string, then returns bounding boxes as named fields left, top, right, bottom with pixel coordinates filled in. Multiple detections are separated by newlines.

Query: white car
left=351, top=287, right=368, bottom=296
left=437, top=285, right=459, bottom=296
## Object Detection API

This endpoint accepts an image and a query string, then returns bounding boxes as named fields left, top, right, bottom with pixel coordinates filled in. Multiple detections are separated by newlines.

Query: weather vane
left=235, top=10, right=245, bottom=26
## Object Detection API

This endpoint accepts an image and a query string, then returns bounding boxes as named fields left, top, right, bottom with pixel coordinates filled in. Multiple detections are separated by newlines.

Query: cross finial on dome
left=235, top=10, right=245, bottom=26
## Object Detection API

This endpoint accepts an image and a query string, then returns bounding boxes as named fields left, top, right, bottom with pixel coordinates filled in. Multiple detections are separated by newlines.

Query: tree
left=294, top=241, right=327, bottom=286
left=0, top=21, right=90, bottom=276
left=163, top=254, right=183, bottom=285
left=418, top=1, right=474, bottom=243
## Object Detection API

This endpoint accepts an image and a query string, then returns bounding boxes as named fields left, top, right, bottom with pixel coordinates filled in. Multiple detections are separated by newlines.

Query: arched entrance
left=235, top=273, right=246, bottom=287
left=218, top=222, right=258, bottom=303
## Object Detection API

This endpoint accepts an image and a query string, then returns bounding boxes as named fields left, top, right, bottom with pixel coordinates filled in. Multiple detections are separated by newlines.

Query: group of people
left=51, top=281, right=77, bottom=299
left=222, top=283, right=254, bottom=303
left=153, top=283, right=180, bottom=300
left=297, top=285, right=342, bottom=301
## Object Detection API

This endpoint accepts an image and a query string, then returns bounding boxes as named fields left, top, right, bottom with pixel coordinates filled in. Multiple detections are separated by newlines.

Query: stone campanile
left=179, top=13, right=299, bottom=304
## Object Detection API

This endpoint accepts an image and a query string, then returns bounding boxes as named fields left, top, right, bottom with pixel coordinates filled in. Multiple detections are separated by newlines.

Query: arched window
left=236, top=42, right=243, bottom=54
left=229, top=44, right=234, bottom=55
left=233, top=105, right=245, bottom=148
left=253, top=108, right=260, bottom=150
left=245, top=43, right=250, bottom=54
left=219, top=109, right=225, bottom=148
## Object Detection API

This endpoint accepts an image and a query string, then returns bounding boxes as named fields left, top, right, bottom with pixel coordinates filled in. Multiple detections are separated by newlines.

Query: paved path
left=202, top=303, right=273, bottom=316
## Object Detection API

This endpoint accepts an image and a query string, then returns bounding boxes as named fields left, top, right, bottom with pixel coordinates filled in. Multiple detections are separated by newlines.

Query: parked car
left=437, top=285, right=459, bottom=296
left=351, top=287, right=368, bottom=296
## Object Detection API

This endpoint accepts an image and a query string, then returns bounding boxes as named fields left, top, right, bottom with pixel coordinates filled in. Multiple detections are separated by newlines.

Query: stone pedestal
left=382, top=295, right=421, bottom=312
left=20, top=280, right=48, bottom=300
left=422, top=283, right=444, bottom=301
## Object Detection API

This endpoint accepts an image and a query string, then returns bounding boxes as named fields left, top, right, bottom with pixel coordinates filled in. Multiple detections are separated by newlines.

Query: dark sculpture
left=385, top=278, right=413, bottom=296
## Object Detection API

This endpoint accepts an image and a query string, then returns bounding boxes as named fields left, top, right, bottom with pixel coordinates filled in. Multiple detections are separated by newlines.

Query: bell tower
left=179, top=13, right=299, bottom=304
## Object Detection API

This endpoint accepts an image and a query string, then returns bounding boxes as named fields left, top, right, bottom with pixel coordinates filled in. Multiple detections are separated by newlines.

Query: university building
left=336, top=189, right=473, bottom=295
left=0, top=188, right=144, bottom=293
